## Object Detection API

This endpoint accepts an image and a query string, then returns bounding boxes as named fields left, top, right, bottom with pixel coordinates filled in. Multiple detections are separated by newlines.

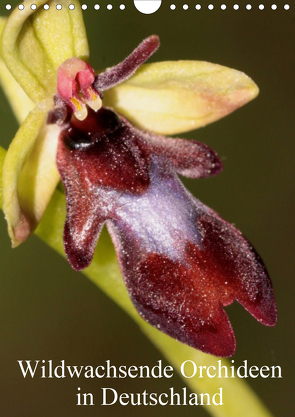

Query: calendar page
left=0, top=1, right=292, bottom=416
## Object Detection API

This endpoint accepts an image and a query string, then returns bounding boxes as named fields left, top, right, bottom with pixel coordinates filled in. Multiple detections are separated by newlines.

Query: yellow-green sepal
left=104, top=61, right=259, bottom=135
left=2, top=99, right=60, bottom=246
left=0, top=17, right=35, bottom=124
left=1, top=0, right=89, bottom=104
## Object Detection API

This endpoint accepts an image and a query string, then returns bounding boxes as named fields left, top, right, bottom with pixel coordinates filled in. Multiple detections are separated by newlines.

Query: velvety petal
left=121, top=115, right=222, bottom=178
left=106, top=158, right=276, bottom=356
left=56, top=110, right=111, bottom=270
left=0, top=17, right=34, bottom=123
left=56, top=107, right=151, bottom=270
left=194, top=208, right=277, bottom=326
left=114, top=246, right=236, bottom=357
left=1, top=0, right=89, bottom=103
left=63, top=189, right=106, bottom=272
left=2, top=100, right=60, bottom=246
left=94, top=35, right=160, bottom=92
left=58, top=108, right=150, bottom=193
left=56, top=107, right=276, bottom=356
left=103, top=61, right=259, bottom=135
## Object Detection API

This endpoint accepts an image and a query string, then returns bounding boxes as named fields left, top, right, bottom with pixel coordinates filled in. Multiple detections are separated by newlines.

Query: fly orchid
left=0, top=0, right=276, bottom=357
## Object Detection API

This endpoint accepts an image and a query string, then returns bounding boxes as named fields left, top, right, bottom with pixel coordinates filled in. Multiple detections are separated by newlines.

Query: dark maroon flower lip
left=52, top=36, right=277, bottom=357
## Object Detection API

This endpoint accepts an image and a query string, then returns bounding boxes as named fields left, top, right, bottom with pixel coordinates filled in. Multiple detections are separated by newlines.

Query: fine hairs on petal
left=53, top=35, right=277, bottom=357
left=56, top=108, right=276, bottom=357
left=94, top=36, right=160, bottom=91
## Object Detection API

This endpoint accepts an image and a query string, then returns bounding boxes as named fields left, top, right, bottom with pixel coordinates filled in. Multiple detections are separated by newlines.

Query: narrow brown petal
left=94, top=35, right=160, bottom=92
left=121, top=116, right=222, bottom=178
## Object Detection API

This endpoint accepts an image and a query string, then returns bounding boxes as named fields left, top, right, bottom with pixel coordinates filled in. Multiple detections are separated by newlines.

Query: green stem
left=0, top=145, right=274, bottom=417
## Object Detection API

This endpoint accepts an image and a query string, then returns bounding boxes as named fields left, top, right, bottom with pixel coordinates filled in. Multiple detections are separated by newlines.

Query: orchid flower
left=0, top=0, right=276, bottom=357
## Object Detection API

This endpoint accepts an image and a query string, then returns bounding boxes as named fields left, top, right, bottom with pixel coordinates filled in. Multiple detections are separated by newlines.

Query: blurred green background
left=0, top=1, right=294, bottom=416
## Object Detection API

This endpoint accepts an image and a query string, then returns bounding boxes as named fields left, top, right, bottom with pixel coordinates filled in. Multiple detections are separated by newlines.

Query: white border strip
left=4, top=3, right=292, bottom=12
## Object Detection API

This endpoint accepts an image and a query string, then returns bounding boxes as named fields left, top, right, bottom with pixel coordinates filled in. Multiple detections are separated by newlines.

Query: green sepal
left=2, top=100, right=60, bottom=246
left=0, top=17, right=34, bottom=124
left=1, top=0, right=89, bottom=103
left=104, top=60, right=259, bottom=135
